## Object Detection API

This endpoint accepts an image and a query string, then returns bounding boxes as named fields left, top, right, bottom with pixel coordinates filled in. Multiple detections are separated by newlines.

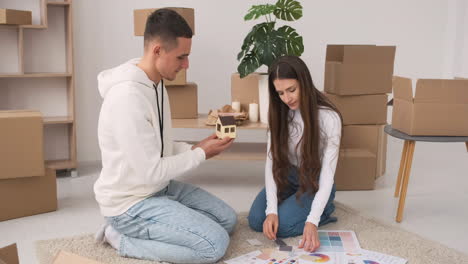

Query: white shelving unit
left=0, top=0, right=76, bottom=171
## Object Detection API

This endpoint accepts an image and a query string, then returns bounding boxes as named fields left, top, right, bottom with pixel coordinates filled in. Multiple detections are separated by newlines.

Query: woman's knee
left=276, top=221, right=303, bottom=238
left=248, top=193, right=266, bottom=232
left=247, top=209, right=264, bottom=232
left=275, top=213, right=305, bottom=238
left=248, top=189, right=267, bottom=232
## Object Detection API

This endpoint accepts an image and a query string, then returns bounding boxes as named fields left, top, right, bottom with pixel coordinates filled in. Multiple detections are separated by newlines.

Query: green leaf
left=237, top=24, right=262, bottom=61
left=253, top=23, right=282, bottom=67
left=244, top=4, right=276, bottom=21
left=276, top=25, right=304, bottom=55
left=238, top=50, right=261, bottom=78
left=238, top=22, right=277, bottom=70
left=273, top=0, right=303, bottom=21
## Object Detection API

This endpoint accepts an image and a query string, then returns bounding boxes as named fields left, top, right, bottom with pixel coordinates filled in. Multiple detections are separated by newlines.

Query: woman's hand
left=299, top=222, right=320, bottom=252
left=263, top=214, right=278, bottom=240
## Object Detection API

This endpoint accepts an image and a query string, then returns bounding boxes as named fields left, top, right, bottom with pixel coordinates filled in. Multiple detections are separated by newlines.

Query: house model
left=216, top=116, right=237, bottom=139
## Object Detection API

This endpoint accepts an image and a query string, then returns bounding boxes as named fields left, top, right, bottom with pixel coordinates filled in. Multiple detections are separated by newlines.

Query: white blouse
left=265, top=108, right=342, bottom=226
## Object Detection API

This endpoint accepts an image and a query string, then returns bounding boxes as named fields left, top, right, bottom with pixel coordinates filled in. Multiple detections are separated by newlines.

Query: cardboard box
left=0, top=169, right=57, bottom=222
left=325, top=93, right=388, bottom=125
left=0, top=9, right=32, bottom=25
left=231, top=72, right=261, bottom=112
left=134, top=8, right=195, bottom=36
left=392, top=77, right=468, bottom=136
left=53, top=250, right=104, bottom=264
left=0, top=111, right=44, bottom=179
left=342, top=125, right=387, bottom=178
left=166, top=83, right=198, bottom=119
left=335, top=149, right=376, bottom=190
left=164, top=69, right=186, bottom=86
left=324, top=45, right=396, bottom=95
left=0, top=244, right=19, bottom=264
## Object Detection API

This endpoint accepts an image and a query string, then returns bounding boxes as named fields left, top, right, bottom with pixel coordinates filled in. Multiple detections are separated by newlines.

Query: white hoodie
left=94, top=58, right=205, bottom=217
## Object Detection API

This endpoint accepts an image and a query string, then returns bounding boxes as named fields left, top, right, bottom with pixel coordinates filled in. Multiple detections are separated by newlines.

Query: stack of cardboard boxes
left=134, top=7, right=198, bottom=119
left=323, top=45, right=396, bottom=190
left=0, top=110, right=57, bottom=222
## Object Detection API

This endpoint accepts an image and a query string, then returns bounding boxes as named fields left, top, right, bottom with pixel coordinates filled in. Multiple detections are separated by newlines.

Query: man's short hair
left=144, top=9, right=193, bottom=50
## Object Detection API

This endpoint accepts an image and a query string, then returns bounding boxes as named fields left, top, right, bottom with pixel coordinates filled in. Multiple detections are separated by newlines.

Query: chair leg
left=465, top=142, right=468, bottom=152
left=396, top=140, right=416, bottom=223
left=395, top=140, right=409, bottom=197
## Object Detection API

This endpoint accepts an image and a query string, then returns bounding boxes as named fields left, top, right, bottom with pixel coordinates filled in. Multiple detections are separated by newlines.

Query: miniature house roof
left=218, top=116, right=236, bottom=126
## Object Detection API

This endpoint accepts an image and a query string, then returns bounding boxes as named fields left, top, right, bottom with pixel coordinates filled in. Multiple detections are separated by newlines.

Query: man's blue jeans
left=248, top=167, right=337, bottom=238
left=106, top=180, right=237, bottom=264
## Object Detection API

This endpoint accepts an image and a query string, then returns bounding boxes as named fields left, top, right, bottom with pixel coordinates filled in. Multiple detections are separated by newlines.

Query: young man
left=94, top=9, right=237, bottom=263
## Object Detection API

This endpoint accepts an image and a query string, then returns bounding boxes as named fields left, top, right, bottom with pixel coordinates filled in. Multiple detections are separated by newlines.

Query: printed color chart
left=316, top=231, right=361, bottom=253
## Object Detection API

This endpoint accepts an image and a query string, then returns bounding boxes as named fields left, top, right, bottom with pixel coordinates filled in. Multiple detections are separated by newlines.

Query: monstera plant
left=237, top=0, right=304, bottom=78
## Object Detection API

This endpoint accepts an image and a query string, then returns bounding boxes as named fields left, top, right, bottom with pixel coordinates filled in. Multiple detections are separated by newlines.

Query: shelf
left=20, top=25, right=47, bottom=29
left=46, top=159, right=76, bottom=170
left=172, top=114, right=268, bottom=130
left=43, top=116, right=73, bottom=124
left=0, top=25, right=21, bottom=29
left=0, top=73, right=72, bottom=78
left=0, top=24, right=46, bottom=29
left=47, top=2, right=70, bottom=6
left=2, top=0, right=77, bottom=172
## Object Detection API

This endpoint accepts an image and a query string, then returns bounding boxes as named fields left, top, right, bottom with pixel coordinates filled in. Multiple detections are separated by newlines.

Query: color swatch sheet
left=224, top=247, right=362, bottom=264
left=225, top=230, right=363, bottom=264
left=314, top=230, right=361, bottom=253
left=360, top=249, right=407, bottom=264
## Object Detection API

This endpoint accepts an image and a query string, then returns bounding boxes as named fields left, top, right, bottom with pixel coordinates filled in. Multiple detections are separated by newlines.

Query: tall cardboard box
left=325, top=93, right=388, bottom=125
left=164, top=69, right=187, bottom=86
left=0, top=244, right=19, bottom=264
left=166, top=83, right=198, bottom=119
left=134, top=7, right=195, bottom=36
left=324, top=45, right=396, bottom=95
left=231, top=73, right=262, bottom=112
left=0, top=168, right=57, bottom=221
left=392, top=77, right=468, bottom=136
left=0, top=9, right=32, bottom=25
left=342, top=125, right=387, bottom=178
left=335, top=149, right=377, bottom=190
left=0, top=111, right=44, bottom=179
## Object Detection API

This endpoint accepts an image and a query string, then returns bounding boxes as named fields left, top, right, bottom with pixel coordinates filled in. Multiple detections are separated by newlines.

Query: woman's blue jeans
left=106, top=180, right=237, bottom=264
left=248, top=167, right=337, bottom=238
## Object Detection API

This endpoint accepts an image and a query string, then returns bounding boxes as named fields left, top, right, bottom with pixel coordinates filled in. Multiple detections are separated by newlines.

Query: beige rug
left=36, top=202, right=468, bottom=264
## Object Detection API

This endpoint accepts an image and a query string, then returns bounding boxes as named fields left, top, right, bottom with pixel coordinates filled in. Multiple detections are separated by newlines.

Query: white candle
left=231, top=101, right=241, bottom=112
left=249, top=103, right=259, bottom=122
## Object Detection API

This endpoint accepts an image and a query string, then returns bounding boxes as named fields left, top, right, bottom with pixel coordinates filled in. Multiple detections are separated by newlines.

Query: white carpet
left=35, top=202, right=468, bottom=264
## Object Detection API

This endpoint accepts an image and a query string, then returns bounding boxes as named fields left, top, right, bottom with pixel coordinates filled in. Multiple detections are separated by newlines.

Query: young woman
left=248, top=56, right=342, bottom=252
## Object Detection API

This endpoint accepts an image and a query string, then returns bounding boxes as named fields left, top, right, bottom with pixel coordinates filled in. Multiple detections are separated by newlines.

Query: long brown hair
left=268, top=56, right=342, bottom=202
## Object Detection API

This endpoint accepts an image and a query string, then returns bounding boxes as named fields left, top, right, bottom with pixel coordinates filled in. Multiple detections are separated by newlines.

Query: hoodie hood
left=97, top=58, right=155, bottom=98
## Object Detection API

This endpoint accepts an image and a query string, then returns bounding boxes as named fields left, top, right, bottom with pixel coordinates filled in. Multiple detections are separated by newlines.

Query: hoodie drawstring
left=154, top=81, right=164, bottom=157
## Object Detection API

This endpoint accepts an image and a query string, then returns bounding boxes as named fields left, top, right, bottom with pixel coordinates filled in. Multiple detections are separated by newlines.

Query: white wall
left=74, top=0, right=458, bottom=163
left=453, top=0, right=468, bottom=77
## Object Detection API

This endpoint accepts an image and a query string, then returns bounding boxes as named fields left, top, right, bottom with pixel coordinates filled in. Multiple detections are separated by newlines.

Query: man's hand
left=263, top=214, right=278, bottom=240
left=299, top=222, right=320, bottom=252
left=192, top=133, right=234, bottom=159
